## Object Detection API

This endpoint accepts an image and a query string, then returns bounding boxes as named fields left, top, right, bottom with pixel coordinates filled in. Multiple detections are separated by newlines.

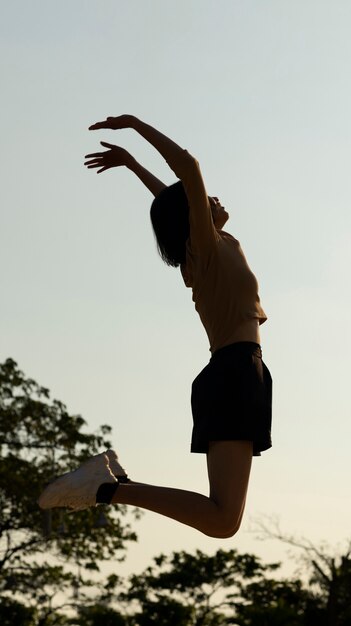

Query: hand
left=84, top=142, right=133, bottom=174
left=89, top=114, right=136, bottom=131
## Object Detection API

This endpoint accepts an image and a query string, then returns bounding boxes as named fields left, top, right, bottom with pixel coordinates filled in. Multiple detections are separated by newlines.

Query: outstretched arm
left=89, top=115, right=195, bottom=179
left=84, top=141, right=166, bottom=197
left=128, top=159, right=166, bottom=197
left=89, top=115, right=217, bottom=251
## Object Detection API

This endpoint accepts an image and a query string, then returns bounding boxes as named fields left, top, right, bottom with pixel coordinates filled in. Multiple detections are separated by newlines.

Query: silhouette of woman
left=39, top=115, right=272, bottom=538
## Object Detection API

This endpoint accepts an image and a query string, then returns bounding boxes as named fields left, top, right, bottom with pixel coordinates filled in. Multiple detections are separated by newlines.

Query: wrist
left=112, top=114, right=139, bottom=130
left=130, top=116, right=143, bottom=132
left=125, top=154, right=138, bottom=170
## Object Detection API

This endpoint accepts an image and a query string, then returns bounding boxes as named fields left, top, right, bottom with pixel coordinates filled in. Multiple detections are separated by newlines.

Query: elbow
left=179, top=150, right=202, bottom=178
left=182, top=150, right=199, bottom=167
left=165, top=150, right=202, bottom=184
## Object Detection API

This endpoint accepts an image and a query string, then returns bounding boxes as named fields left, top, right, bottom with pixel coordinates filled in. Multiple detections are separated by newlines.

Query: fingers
left=84, top=160, right=110, bottom=173
left=89, top=114, right=128, bottom=130
left=89, top=117, right=118, bottom=130
left=100, top=141, right=115, bottom=149
left=89, top=121, right=109, bottom=130
left=85, top=151, right=104, bottom=159
left=85, top=143, right=115, bottom=159
left=85, top=160, right=101, bottom=168
left=85, top=120, right=124, bottom=172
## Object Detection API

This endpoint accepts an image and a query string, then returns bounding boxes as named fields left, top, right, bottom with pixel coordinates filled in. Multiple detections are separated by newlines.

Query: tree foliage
left=114, top=546, right=351, bottom=626
left=122, top=548, right=295, bottom=625
left=0, top=358, right=138, bottom=625
left=252, top=518, right=351, bottom=626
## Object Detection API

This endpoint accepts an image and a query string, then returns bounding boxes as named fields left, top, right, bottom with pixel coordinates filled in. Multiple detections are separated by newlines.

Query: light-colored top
left=166, top=150, right=267, bottom=353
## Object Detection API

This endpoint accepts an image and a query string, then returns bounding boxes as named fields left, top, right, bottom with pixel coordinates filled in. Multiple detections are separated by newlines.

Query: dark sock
left=96, top=482, right=119, bottom=504
left=117, top=475, right=130, bottom=484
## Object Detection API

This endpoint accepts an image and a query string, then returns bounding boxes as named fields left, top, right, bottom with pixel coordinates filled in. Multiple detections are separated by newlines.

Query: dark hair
left=150, top=181, right=190, bottom=267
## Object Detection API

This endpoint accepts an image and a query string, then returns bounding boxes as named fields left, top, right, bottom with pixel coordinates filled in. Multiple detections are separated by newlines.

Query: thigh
left=207, top=440, right=253, bottom=518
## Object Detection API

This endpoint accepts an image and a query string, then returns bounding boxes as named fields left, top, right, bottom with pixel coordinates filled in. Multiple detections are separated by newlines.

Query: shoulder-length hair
left=150, top=181, right=190, bottom=267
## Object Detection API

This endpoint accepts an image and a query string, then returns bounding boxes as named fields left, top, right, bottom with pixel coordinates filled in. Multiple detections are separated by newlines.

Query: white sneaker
left=38, top=452, right=117, bottom=511
left=105, top=449, right=129, bottom=482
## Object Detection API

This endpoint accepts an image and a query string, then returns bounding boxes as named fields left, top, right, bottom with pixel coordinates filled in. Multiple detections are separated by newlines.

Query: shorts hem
left=191, top=439, right=272, bottom=457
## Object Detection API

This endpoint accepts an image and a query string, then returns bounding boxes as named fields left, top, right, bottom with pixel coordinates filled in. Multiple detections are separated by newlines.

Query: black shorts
left=191, top=342, right=272, bottom=456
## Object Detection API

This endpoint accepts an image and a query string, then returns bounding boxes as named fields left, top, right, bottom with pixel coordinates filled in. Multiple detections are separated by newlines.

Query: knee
left=204, top=515, right=242, bottom=539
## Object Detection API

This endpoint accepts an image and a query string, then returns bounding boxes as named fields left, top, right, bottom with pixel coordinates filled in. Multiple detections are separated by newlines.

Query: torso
left=181, top=233, right=265, bottom=353
left=219, top=318, right=261, bottom=348
left=171, top=153, right=266, bottom=352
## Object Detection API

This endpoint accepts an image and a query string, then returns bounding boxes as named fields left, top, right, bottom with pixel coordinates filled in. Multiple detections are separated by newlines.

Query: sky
left=1, top=0, right=350, bottom=580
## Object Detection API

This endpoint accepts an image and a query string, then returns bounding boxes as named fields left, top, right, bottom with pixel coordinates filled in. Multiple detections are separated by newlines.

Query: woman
left=38, top=115, right=272, bottom=538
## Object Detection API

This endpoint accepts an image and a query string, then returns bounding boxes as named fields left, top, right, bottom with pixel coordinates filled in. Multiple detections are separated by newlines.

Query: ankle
left=96, top=482, right=119, bottom=504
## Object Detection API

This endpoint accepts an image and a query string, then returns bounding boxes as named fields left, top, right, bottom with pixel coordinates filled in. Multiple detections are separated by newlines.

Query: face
left=209, top=196, right=229, bottom=229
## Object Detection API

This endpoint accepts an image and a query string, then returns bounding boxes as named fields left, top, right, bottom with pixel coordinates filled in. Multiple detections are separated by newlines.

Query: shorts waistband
left=211, top=341, right=262, bottom=360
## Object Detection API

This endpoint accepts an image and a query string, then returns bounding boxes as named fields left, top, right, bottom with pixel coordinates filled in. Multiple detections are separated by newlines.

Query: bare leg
left=111, top=440, right=253, bottom=538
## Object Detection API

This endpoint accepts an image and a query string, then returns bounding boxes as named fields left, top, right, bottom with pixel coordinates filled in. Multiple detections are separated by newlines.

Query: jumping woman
left=38, top=115, right=272, bottom=538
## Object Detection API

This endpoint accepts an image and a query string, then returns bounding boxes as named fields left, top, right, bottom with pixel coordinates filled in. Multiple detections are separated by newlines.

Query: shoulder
left=218, top=230, right=239, bottom=244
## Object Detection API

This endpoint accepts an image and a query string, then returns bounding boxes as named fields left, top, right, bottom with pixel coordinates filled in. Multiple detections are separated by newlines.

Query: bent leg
left=110, top=440, right=253, bottom=538
left=206, top=440, right=252, bottom=536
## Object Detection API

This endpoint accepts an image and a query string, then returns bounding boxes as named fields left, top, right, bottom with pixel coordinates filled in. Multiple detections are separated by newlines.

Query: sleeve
left=165, top=150, right=219, bottom=255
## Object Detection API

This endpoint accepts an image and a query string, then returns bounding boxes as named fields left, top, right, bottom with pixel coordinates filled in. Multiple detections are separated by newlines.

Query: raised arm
left=84, top=141, right=166, bottom=197
left=89, top=115, right=191, bottom=178
left=128, top=159, right=166, bottom=197
left=89, top=116, right=217, bottom=250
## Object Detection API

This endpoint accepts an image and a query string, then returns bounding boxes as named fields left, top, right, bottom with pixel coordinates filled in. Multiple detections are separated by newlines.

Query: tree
left=0, top=358, right=139, bottom=625
left=253, top=518, right=351, bottom=626
left=70, top=603, right=128, bottom=626
left=117, top=548, right=329, bottom=626
left=0, top=596, right=38, bottom=626
left=122, top=548, right=283, bottom=625
left=233, top=577, right=324, bottom=626
left=58, top=542, right=350, bottom=625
